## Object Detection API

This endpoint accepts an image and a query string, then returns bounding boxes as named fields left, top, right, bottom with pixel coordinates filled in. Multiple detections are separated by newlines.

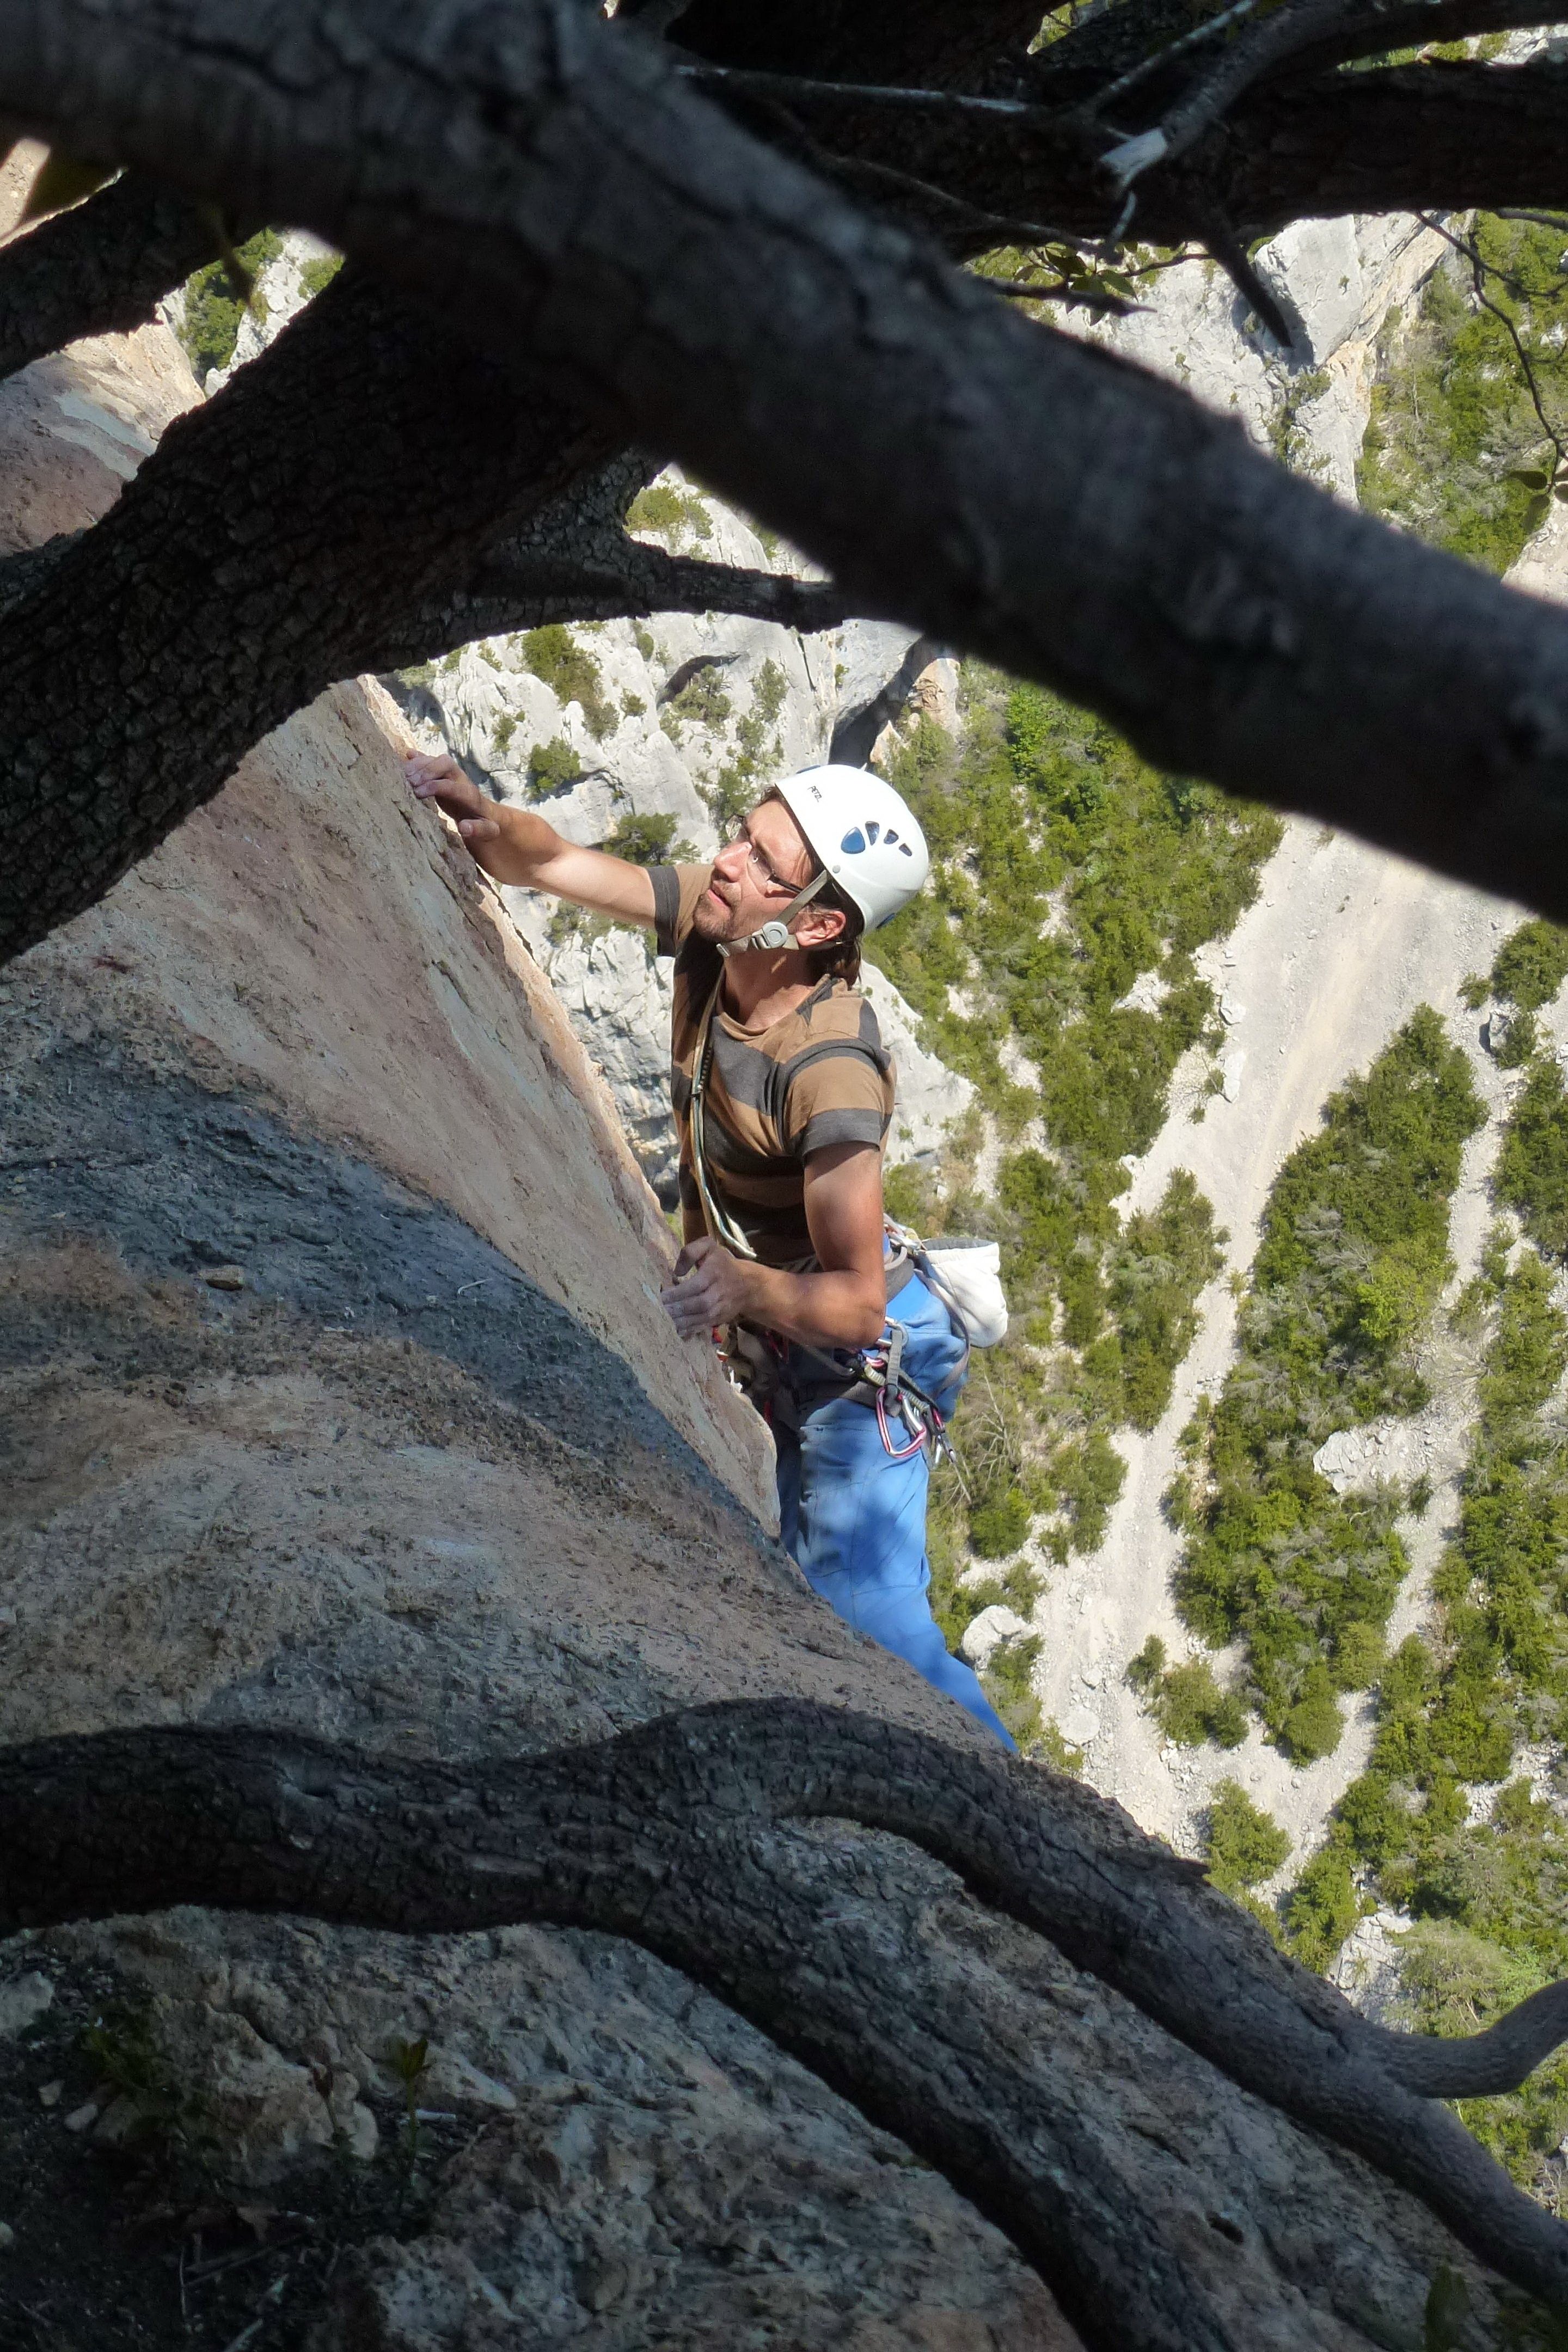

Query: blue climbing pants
left=773, top=1271, right=1016, bottom=1750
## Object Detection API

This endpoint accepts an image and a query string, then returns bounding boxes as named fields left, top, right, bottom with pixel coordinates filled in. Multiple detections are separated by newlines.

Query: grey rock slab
left=0, top=1970, right=53, bottom=2038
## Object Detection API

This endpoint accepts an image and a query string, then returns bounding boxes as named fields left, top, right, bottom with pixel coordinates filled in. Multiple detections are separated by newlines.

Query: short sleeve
left=784, top=1045, right=892, bottom=1161
left=650, top=863, right=714, bottom=960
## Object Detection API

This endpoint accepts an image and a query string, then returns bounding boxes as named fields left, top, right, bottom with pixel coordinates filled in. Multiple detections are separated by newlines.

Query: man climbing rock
left=406, top=752, right=1013, bottom=1747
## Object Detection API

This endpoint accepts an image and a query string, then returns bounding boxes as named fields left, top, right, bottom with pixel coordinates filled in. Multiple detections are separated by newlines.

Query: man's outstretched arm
left=406, top=752, right=658, bottom=926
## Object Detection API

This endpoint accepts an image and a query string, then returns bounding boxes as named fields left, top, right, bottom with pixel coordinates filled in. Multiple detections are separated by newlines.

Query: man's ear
left=795, top=900, right=847, bottom=948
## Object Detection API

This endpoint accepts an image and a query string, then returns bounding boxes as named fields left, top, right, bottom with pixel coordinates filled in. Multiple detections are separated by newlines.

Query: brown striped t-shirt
left=650, top=862, right=896, bottom=1270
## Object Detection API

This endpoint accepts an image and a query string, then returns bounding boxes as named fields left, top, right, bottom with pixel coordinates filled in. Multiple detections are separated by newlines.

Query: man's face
left=693, top=797, right=820, bottom=946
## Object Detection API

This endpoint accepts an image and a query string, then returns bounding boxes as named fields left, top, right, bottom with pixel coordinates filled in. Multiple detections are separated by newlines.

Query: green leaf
left=19, top=148, right=116, bottom=224
left=1423, top=2263, right=1469, bottom=2352
left=390, top=2034, right=430, bottom=2081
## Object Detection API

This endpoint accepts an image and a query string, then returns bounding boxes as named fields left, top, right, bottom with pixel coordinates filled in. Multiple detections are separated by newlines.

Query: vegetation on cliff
left=1274, top=995, right=1568, bottom=2190
left=1359, top=216, right=1568, bottom=577
left=866, top=667, right=1278, bottom=1718
left=1168, top=1010, right=1483, bottom=1762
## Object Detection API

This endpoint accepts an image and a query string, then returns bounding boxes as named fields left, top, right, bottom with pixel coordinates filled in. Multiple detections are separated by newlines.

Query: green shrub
left=1108, top=1171, right=1226, bottom=1431
left=750, top=657, right=788, bottom=727
left=1126, top=1633, right=1167, bottom=1693
left=520, top=624, right=616, bottom=739
left=1495, top=1056, right=1568, bottom=1261
left=1491, top=917, right=1568, bottom=1013
left=627, top=480, right=712, bottom=548
left=527, top=737, right=581, bottom=796
left=1173, top=1009, right=1483, bottom=1755
left=1285, top=1842, right=1359, bottom=1969
left=1493, top=1009, right=1540, bottom=1070
left=1279, top=1664, right=1344, bottom=1764
left=1204, top=1781, right=1291, bottom=1897
left=601, top=812, right=696, bottom=865
left=969, top=1489, right=1032, bottom=1558
left=981, top=1630, right=1045, bottom=1751
left=299, top=250, right=342, bottom=298
left=666, top=666, right=734, bottom=731
left=176, top=228, right=283, bottom=376
left=1127, top=1638, right=1247, bottom=1748
left=1159, top=1660, right=1248, bottom=1748
left=1030, top=1718, right=1086, bottom=1775
left=1359, top=217, right=1568, bottom=574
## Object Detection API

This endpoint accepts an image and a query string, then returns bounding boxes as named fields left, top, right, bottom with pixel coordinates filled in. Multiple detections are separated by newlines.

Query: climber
left=405, top=751, right=1014, bottom=1749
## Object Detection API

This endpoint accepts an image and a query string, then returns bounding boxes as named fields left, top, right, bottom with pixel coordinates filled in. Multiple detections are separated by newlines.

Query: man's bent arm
left=663, top=1142, right=887, bottom=1352
left=406, top=753, right=658, bottom=927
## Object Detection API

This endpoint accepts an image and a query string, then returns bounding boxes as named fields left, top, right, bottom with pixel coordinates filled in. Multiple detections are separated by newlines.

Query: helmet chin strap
left=717, top=867, right=830, bottom=959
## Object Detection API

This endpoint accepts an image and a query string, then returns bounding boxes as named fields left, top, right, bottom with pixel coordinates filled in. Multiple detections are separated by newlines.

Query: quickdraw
left=855, top=1321, right=955, bottom=1465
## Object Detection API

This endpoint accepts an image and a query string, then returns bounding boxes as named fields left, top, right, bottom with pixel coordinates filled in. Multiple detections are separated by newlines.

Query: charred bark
left=0, top=263, right=609, bottom=960
left=697, top=60, right=1568, bottom=251
left=4, top=1699, right=1568, bottom=2323
left=1, top=0, right=1567, bottom=935
left=0, top=171, right=219, bottom=382
left=666, top=0, right=1047, bottom=94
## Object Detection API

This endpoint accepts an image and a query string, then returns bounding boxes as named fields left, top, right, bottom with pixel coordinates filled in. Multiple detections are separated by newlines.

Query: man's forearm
left=460, top=803, right=565, bottom=889
left=739, top=1263, right=885, bottom=1352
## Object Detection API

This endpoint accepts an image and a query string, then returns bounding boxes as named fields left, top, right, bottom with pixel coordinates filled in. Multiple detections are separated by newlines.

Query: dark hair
left=805, top=874, right=865, bottom=984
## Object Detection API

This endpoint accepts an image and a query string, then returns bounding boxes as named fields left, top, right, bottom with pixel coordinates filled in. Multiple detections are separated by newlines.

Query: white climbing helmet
left=772, top=765, right=929, bottom=933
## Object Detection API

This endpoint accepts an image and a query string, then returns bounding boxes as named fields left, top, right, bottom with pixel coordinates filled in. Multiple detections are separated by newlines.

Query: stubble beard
left=691, top=885, right=742, bottom=945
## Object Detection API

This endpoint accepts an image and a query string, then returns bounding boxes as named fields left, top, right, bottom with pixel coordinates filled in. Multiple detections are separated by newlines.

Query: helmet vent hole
left=883, top=828, right=898, bottom=844
left=899, top=841, right=914, bottom=856
left=865, top=820, right=880, bottom=844
left=840, top=828, right=866, bottom=854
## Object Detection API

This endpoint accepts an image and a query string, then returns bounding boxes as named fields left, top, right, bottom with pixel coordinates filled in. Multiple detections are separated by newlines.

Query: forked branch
left=4, top=1699, right=1568, bottom=2312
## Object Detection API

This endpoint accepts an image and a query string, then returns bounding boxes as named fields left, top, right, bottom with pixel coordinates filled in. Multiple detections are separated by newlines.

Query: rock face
left=1067, top=212, right=1447, bottom=498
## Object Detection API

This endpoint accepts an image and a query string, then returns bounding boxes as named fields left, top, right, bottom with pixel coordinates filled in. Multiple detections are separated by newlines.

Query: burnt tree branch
left=1, top=1, right=1568, bottom=931
left=0, top=265, right=630, bottom=962
left=0, top=171, right=220, bottom=382
left=712, top=59, right=1568, bottom=250
left=0, top=259, right=842, bottom=961
left=1024, top=0, right=1564, bottom=100
left=3, top=1700, right=1566, bottom=2324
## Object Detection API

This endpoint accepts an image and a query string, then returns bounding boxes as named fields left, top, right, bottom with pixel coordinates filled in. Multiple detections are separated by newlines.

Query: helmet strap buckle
left=718, top=866, right=830, bottom=959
